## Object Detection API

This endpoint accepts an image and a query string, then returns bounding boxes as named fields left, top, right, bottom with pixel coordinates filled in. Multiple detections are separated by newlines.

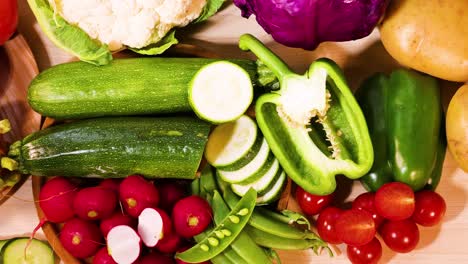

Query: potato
left=446, top=84, right=468, bottom=172
left=380, top=0, right=468, bottom=82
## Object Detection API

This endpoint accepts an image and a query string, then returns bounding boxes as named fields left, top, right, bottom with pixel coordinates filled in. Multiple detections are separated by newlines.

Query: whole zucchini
left=28, top=58, right=258, bottom=119
left=8, top=117, right=210, bottom=179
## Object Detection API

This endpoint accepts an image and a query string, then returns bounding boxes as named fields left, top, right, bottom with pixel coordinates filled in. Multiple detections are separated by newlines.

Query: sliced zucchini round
left=1, top=238, right=54, bottom=264
left=189, top=61, right=253, bottom=124
left=205, top=115, right=258, bottom=168
left=256, top=171, right=286, bottom=205
left=216, top=130, right=264, bottom=171
left=217, top=139, right=271, bottom=184
left=231, top=159, right=281, bottom=196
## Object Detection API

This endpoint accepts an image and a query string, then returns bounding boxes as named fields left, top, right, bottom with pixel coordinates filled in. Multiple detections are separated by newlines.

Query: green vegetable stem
left=356, top=70, right=444, bottom=191
left=238, top=34, right=374, bottom=195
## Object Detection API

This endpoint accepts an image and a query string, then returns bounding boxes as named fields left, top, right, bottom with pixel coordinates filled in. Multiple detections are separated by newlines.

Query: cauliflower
left=49, top=0, right=207, bottom=51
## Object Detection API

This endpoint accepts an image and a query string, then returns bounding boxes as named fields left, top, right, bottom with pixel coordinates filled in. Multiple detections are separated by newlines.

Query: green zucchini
left=8, top=117, right=210, bottom=179
left=189, top=61, right=253, bottom=123
left=28, top=58, right=258, bottom=120
left=205, top=115, right=260, bottom=168
left=231, top=159, right=282, bottom=196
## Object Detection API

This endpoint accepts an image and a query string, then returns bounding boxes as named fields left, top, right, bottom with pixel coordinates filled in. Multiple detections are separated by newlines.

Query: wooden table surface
left=1, top=1, right=467, bottom=263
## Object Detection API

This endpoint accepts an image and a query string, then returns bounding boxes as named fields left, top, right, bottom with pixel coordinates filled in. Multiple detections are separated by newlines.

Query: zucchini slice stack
left=205, top=115, right=286, bottom=205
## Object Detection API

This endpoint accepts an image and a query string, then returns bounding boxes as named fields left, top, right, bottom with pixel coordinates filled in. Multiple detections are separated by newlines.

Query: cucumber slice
left=216, top=130, right=264, bottom=171
left=217, top=139, right=271, bottom=184
left=189, top=61, right=253, bottom=124
left=231, top=159, right=281, bottom=196
left=256, top=171, right=286, bottom=205
left=205, top=115, right=258, bottom=168
left=1, top=238, right=54, bottom=264
left=0, top=240, right=7, bottom=252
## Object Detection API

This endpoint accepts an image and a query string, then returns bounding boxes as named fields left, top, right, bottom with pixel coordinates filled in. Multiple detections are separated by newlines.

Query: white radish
left=137, top=208, right=170, bottom=247
left=107, top=225, right=141, bottom=264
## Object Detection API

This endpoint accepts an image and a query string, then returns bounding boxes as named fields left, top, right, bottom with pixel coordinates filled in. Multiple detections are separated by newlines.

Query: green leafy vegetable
left=27, top=0, right=112, bottom=65
left=129, top=30, right=179, bottom=56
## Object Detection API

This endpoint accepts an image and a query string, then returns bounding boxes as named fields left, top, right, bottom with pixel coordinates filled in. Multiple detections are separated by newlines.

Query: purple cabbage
left=233, top=0, right=389, bottom=50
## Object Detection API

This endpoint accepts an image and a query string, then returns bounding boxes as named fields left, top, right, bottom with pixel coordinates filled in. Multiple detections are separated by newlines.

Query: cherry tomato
left=316, top=206, right=343, bottom=244
left=380, top=219, right=419, bottom=253
left=295, top=186, right=334, bottom=215
left=412, top=190, right=446, bottom=226
left=347, top=237, right=382, bottom=264
left=375, top=182, right=415, bottom=220
left=335, top=209, right=376, bottom=246
left=0, top=0, right=18, bottom=45
left=352, top=192, right=385, bottom=228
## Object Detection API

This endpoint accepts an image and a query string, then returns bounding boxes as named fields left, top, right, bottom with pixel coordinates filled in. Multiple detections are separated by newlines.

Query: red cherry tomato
left=347, top=237, right=382, bottom=264
left=380, top=219, right=419, bottom=253
left=375, top=182, right=415, bottom=220
left=412, top=190, right=446, bottom=226
left=335, top=209, right=376, bottom=246
left=0, top=0, right=18, bottom=45
left=295, top=186, right=334, bottom=215
left=352, top=192, right=385, bottom=228
left=316, top=206, right=343, bottom=244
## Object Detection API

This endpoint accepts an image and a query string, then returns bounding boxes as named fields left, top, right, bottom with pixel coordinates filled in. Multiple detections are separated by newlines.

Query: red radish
left=73, top=187, right=118, bottom=220
left=138, top=208, right=172, bottom=247
left=119, top=175, right=159, bottom=218
left=107, top=225, right=141, bottom=264
left=100, top=211, right=137, bottom=238
left=172, top=196, right=212, bottom=238
left=60, top=218, right=102, bottom=259
left=135, top=252, right=175, bottom=264
left=39, top=177, right=77, bottom=223
left=157, top=181, right=187, bottom=212
left=93, top=247, right=117, bottom=264
left=99, top=179, right=121, bottom=193
left=155, top=231, right=183, bottom=254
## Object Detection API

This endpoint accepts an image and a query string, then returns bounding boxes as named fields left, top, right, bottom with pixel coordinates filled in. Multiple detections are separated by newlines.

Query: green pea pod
left=239, top=34, right=373, bottom=195
left=357, top=70, right=444, bottom=191
left=27, top=0, right=112, bottom=65
left=175, top=188, right=257, bottom=263
left=245, top=225, right=328, bottom=252
left=212, top=191, right=272, bottom=264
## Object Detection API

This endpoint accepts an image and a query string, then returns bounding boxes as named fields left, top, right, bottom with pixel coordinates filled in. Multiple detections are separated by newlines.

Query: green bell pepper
left=238, top=34, right=374, bottom=195
left=356, top=69, right=445, bottom=191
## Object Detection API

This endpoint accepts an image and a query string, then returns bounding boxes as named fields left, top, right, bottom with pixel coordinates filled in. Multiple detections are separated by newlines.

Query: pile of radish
left=38, top=175, right=213, bottom=263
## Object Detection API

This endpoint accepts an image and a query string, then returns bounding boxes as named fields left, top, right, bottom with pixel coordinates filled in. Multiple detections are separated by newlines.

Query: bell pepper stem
left=239, top=34, right=291, bottom=82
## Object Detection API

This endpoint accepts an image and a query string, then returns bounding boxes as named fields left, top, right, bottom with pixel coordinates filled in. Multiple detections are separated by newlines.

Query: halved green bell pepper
left=356, top=69, right=445, bottom=191
left=239, top=34, right=373, bottom=195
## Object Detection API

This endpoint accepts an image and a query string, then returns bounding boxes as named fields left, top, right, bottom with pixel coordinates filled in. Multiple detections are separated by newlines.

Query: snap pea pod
left=224, top=186, right=317, bottom=239
left=191, top=177, right=200, bottom=196
left=245, top=225, right=327, bottom=252
left=200, top=165, right=218, bottom=197
left=212, top=191, right=272, bottom=264
left=193, top=227, right=235, bottom=264
left=175, top=188, right=257, bottom=263
left=223, top=249, right=249, bottom=264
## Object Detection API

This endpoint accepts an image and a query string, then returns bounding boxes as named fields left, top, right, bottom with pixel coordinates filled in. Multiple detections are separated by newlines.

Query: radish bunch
left=39, top=176, right=213, bottom=263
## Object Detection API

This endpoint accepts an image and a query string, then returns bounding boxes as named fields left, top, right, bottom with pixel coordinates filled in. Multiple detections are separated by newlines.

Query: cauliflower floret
left=49, top=0, right=207, bottom=51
